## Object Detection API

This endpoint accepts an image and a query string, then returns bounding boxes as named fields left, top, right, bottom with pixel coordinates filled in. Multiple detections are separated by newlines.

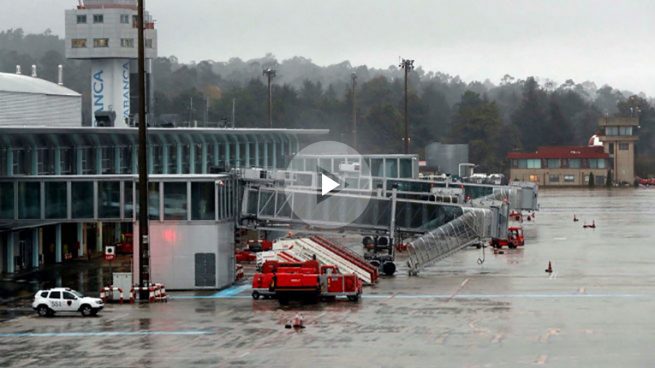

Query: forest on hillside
left=2, top=28, right=654, bottom=175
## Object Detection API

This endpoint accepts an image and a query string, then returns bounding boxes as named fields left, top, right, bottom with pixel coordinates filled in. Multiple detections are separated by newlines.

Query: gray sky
left=3, top=0, right=655, bottom=94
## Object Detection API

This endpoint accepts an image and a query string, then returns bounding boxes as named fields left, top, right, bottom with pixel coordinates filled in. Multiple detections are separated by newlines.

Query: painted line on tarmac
left=0, top=330, right=213, bottom=338
left=169, top=292, right=652, bottom=300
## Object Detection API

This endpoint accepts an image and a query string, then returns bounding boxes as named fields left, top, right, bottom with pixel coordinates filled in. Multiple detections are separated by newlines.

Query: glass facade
left=71, top=182, right=93, bottom=218
left=98, top=181, right=120, bottom=218
left=163, top=182, right=187, bottom=220
left=0, top=182, right=14, bottom=219
left=45, top=182, right=67, bottom=219
left=18, top=182, right=40, bottom=219
left=191, top=182, right=215, bottom=220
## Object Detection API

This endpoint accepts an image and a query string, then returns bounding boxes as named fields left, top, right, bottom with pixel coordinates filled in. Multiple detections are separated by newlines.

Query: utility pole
left=263, top=68, right=276, bottom=128
left=351, top=73, right=358, bottom=150
left=399, top=58, right=414, bottom=154
left=136, top=0, right=150, bottom=301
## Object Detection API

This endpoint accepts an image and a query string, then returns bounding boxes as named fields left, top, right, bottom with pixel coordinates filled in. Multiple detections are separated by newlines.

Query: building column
left=272, top=141, right=277, bottom=169
left=55, top=224, right=62, bottom=263
left=7, top=232, right=15, bottom=273
left=213, top=143, right=219, bottom=167
left=264, top=142, right=269, bottom=169
left=235, top=141, right=240, bottom=168
left=147, top=145, right=154, bottom=174
left=96, top=147, right=103, bottom=175
left=131, top=145, right=138, bottom=174
left=255, top=140, right=260, bottom=167
left=114, top=223, right=121, bottom=243
left=76, top=147, right=84, bottom=175
left=31, top=147, right=38, bottom=175
left=32, top=228, right=39, bottom=268
left=224, top=142, right=230, bottom=169
left=6, top=149, right=13, bottom=176
left=176, top=144, right=183, bottom=174
left=189, top=144, right=196, bottom=174
left=54, top=147, right=62, bottom=175
left=114, top=146, right=121, bottom=174
left=162, top=145, right=169, bottom=174
left=97, top=222, right=103, bottom=253
left=77, top=223, right=85, bottom=257
left=245, top=141, right=251, bottom=168
left=201, top=143, right=208, bottom=174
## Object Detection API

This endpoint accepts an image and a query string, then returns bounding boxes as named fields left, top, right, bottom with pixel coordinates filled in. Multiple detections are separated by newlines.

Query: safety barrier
left=129, top=283, right=168, bottom=303
left=99, top=286, right=124, bottom=304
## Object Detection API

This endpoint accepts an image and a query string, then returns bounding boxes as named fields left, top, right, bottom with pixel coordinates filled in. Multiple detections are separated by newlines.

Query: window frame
left=93, top=14, right=104, bottom=23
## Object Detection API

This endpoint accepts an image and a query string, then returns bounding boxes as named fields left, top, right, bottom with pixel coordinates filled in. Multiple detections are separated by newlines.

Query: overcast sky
left=3, top=0, right=655, bottom=94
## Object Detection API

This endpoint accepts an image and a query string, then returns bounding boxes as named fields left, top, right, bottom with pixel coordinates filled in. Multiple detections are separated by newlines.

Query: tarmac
left=1, top=188, right=654, bottom=367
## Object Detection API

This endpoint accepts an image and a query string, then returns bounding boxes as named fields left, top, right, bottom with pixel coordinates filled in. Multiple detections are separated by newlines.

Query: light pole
left=136, top=0, right=150, bottom=300
left=399, top=58, right=414, bottom=154
left=263, top=68, right=276, bottom=128
left=351, top=72, right=357, bottom=150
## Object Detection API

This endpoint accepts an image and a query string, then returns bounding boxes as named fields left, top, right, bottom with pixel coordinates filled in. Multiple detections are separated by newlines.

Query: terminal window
left=145, top=39, right=153, bottom=48
left=121, top=38, right=134, bottom=48
left=93, top=38, right=109, bottom=48
left=563, top=175, right=575, bottom=183
left=549, top=175, right=560, bottom=183
left=93, top=14, right=103, bottom=23
left=71, top=39, right=87, bottom=48
left=120, top=14, right=130, bottom=24
left=76, top=15, right=87, bottom=24
left=619, top=143, right=629, bottom=150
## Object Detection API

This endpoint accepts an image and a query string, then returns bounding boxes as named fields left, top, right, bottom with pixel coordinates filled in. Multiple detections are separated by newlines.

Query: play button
left=321, top=173, right=340, bottom=196
left=285, top=141, right=371, bottom=229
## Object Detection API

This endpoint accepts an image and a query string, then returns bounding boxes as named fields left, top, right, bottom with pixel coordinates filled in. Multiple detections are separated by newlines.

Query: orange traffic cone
left=545, top=261, right=553, bottom=273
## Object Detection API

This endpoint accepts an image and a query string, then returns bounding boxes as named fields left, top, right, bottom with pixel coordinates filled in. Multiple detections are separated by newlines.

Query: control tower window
left=93, top=38, right=109, bottom=48
left=121, top=38, right=134, bottom=48
left=72, top=39, right=87, bottom=48
left=76, top=15, right=87, bottom=24
left=145, top=39, right=153, bottom=48
left=120, top=14, right=130, bottom=24
left=93, top=14, right=104, bottom=23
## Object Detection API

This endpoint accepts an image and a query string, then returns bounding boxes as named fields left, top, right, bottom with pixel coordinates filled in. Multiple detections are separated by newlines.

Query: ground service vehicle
left=490, top=226, right=525, bottom=249
left=32, top=288, right=104, bottom=317
left=116, top=233, right=134, bottom=254
left=251, top=260, right=362, bottom=304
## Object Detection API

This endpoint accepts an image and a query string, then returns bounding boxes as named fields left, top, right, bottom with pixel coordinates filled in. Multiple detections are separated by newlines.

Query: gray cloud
left=2, top=0, right=655, bottom=94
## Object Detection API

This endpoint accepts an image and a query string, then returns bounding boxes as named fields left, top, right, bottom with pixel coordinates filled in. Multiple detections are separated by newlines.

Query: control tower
left=65, top=0, right=157, bottom=127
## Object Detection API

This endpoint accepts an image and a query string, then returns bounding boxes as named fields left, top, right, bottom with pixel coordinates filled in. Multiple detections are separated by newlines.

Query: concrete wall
left=0, top=92, right=81, bottom=127
left=133, top=221, right=235, bottom=290
left=510, top=168, right=610, bottom=186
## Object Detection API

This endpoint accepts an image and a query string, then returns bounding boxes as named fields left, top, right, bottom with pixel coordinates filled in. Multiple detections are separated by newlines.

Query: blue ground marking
left=211, top=284, right=251, bottom=298
left=0, top=330, right=212, bottom=338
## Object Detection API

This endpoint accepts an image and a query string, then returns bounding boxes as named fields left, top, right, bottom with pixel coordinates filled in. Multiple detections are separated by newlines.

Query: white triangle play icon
left=321, top=173, right=340, bottom=196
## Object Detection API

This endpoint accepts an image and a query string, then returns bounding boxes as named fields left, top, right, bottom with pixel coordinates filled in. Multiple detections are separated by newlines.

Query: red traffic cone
left=545, top=261, right=553, bottom=273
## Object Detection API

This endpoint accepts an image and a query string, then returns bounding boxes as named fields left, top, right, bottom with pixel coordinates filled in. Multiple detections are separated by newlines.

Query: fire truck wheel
left=252, top=291, right=261, bottom=300
left=347, top=295, right=360, bottom=302
left=509, top=244, right=517, bottom=249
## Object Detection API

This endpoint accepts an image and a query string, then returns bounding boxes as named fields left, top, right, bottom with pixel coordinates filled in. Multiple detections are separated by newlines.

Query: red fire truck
left=251, top=260, right=363, bottom=304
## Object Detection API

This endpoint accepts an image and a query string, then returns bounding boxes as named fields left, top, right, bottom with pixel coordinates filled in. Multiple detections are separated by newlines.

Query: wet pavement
left=1, top=188, right=655, bottom=367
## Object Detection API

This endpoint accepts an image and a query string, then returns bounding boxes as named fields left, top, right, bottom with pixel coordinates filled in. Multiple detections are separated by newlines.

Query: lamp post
left=351, top=72, right=357, bottom=150
left=136, top=0, right=150, bottom=300
left=263, top=68, right=276, bottom=128
left=399, top=58, right=414, bottom=154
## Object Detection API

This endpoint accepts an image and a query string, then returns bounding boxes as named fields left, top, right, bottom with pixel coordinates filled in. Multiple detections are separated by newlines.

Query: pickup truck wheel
left=37, top=305, right=51, bottom=317
left=90, top=309, right=99, bottom=316
left=252, top=291, right=261, bottom=300
left=80, top=304, right=92, bottom=317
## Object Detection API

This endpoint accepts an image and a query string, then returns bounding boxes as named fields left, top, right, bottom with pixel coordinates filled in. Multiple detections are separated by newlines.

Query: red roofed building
left=507, top=146, right=610, bottom=186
